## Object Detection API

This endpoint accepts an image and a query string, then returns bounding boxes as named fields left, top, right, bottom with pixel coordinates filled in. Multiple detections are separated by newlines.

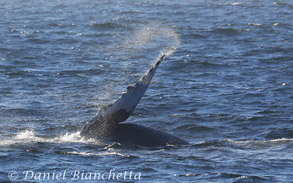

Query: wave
left=193, top=138, right=293, bottom=150
left=61, top=151, right=126, bottom=157
left=265, top=128, right=293, bottom=139
left=226, top=138, right=293, bottom=150
left=174, top=172, right=271, bottom=182
left=211, top=28, right=239, bottom=36
left=222, top=2, right=244, bottom=6
left=90, top=22, right=123, bottom=30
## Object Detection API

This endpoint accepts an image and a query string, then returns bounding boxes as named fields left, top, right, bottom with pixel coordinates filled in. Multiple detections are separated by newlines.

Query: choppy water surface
left=0, top=0, right=292, bottom=182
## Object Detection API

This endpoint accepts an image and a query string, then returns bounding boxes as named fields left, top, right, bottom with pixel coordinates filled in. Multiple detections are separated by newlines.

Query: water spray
left=125, top=23, right=180, bottom=58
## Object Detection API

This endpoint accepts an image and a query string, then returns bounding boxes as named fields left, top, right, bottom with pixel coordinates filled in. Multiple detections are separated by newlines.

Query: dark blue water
left=1, top=0, right=292, bottom=182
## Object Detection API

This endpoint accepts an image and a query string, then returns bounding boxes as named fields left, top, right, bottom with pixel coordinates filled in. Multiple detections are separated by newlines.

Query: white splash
left=53, top=131, right=87, bottom=143
left=0, top=130, right=98, bottom=147
left=0, top=130, right=126, bottom=157
left=15, top=129, right=40, bottom=140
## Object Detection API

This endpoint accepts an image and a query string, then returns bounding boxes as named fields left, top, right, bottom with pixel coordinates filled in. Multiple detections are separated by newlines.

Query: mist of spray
left=125, top=23, right=180, bottom=58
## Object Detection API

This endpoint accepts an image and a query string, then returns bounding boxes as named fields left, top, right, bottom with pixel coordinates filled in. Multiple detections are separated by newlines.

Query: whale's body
left=80, top=54, right=188, bottom=147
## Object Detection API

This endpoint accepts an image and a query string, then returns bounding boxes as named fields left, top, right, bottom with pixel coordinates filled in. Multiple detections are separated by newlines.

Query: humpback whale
left=80, top=54, right=188, bottom=147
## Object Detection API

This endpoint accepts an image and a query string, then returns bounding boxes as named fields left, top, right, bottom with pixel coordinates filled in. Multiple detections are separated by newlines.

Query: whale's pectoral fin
left=97, top=53, right=165, bottom=122
left=80, top=54, right=166, bottom=138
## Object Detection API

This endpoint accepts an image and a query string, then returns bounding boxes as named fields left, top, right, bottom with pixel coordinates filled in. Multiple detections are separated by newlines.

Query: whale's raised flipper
left=80, top=54, right=188, bottom=147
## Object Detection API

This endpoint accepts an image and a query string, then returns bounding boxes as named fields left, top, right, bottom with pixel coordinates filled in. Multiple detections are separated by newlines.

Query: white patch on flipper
left=104, top=54, right=165, bottom=116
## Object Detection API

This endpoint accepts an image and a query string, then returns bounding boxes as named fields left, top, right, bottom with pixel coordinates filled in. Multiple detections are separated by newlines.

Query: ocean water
left=0, top=0, right=292, bottom=182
